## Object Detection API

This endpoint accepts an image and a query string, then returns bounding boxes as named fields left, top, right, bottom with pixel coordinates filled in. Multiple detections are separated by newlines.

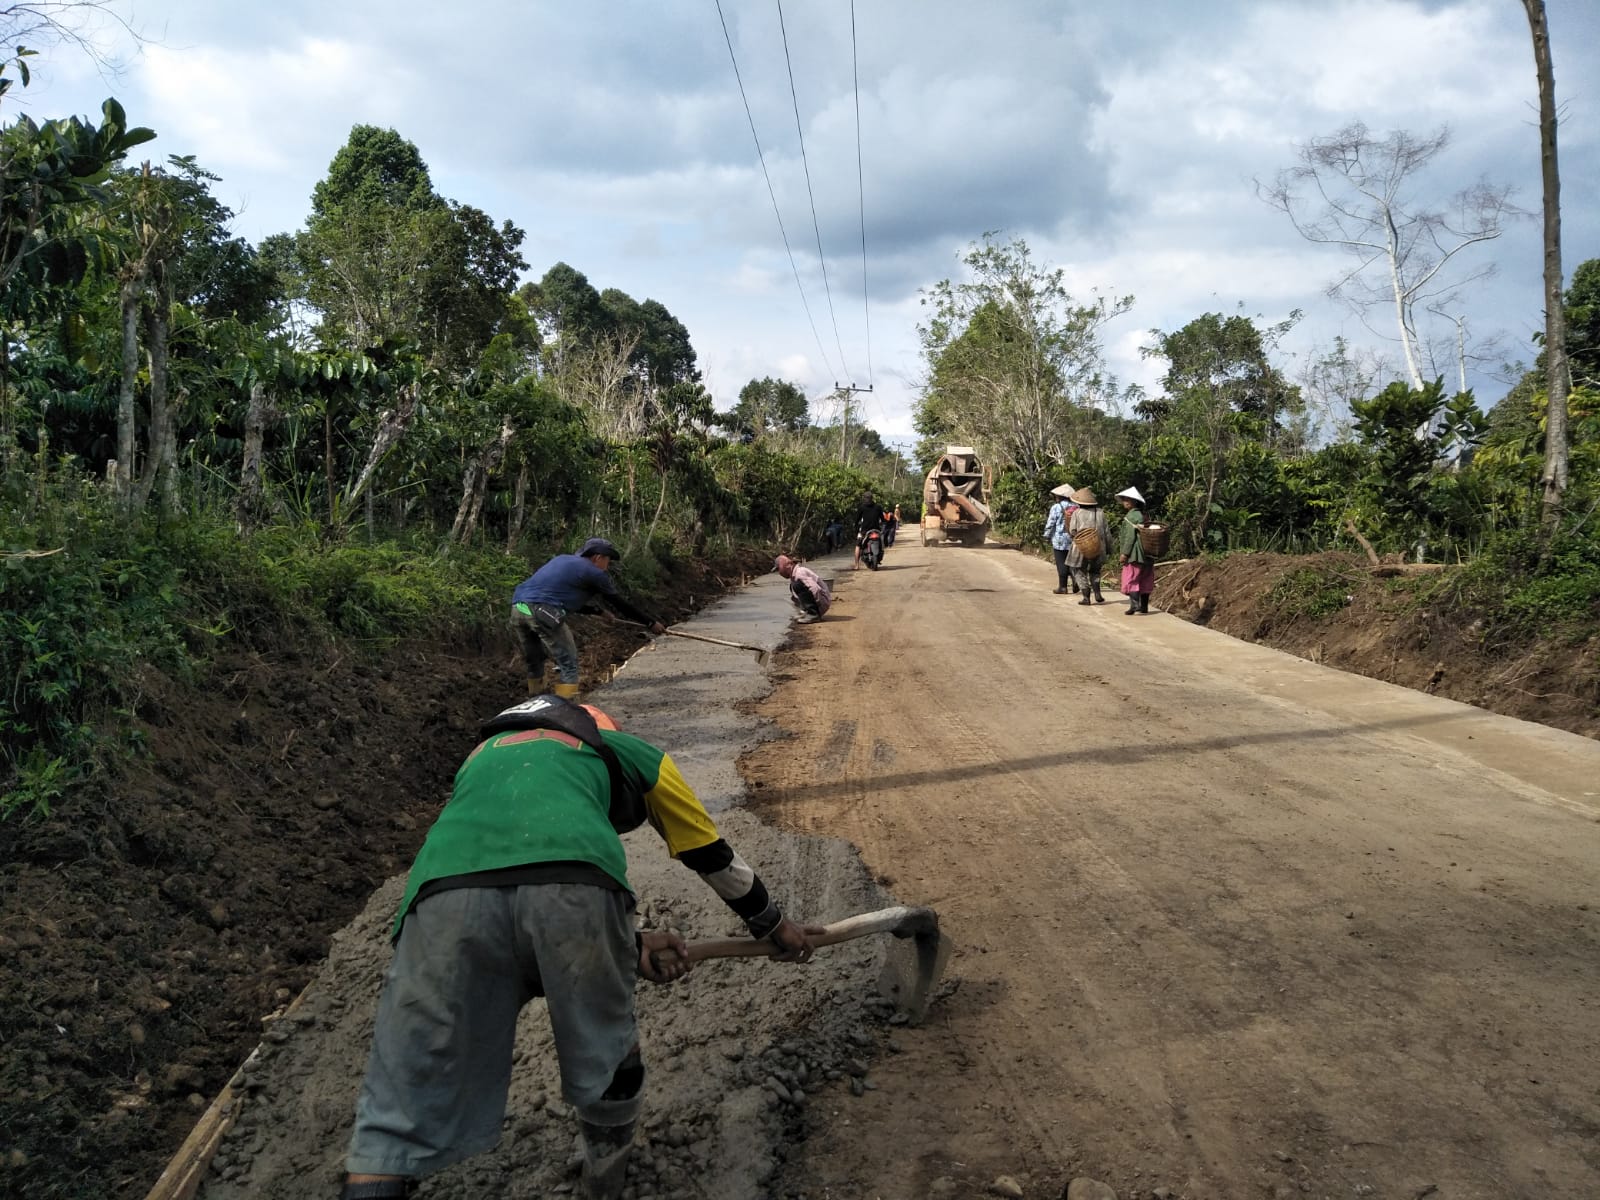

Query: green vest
left=1120, top=508, right=1147, bottom=563
left=391, top=728, right=667, bottom=938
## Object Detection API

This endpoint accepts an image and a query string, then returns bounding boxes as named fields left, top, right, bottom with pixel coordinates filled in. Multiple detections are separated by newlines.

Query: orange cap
left=580, top=704, right=619, bottom=731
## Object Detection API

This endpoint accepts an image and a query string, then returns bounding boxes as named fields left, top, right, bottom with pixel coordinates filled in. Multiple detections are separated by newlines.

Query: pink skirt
left=1120, top=562, right=1156, bottom=594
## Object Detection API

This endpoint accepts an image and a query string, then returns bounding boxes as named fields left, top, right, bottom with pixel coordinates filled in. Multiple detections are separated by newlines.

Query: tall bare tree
left=1261, top=123, right=1519, bottom=390
left=1523, top=0, right=1570, bottom=542
left=553, top=330, right=644, bottom=441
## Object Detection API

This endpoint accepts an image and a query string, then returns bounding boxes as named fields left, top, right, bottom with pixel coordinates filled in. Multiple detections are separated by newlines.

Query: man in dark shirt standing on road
left=853, top=490, right=885, bottom=571
left=511, top=538, right=666, bottom=698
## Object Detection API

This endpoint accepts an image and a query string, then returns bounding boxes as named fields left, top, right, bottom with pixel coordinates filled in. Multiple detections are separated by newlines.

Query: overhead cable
left=714, top=0, right=838, bottom=385
left=776, top=0, right=853, bottom=385
left=851, top=0, right=873, bottom=390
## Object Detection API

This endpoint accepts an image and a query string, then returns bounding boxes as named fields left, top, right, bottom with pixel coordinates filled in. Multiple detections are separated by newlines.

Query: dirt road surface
left=181, top=541, right=1599, bottom=1200
left=747, top=541, right=1600, bottom=1200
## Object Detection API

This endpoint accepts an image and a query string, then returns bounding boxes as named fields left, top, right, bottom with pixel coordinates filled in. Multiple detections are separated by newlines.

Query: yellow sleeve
left=642, top=752, right=722, bottom=856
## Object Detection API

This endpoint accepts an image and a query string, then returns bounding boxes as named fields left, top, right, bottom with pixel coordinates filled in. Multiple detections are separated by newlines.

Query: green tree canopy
left=915, top=234, right=1133, bottom=476
left=1564, top=257, right=1600, bottom=389
left=1143, top=311, right=1303, bottom=443
left=290, top=125, right=526, bottom=373
left=724, top=376, right=808, bottom=438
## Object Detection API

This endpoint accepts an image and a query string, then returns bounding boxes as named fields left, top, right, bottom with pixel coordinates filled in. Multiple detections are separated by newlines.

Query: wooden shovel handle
left=654, top=905, right=938, bottom=966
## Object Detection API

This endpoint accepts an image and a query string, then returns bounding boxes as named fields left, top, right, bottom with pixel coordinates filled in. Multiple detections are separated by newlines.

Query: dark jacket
left=513, top=554, right=657, bottom=626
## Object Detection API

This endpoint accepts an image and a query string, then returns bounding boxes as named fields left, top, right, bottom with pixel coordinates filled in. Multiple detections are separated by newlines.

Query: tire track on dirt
left=745, top=542, right=1600, bottom=1200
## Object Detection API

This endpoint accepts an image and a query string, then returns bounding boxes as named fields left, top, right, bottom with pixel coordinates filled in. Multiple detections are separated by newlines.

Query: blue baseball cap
left=579, top=537, right=621, bottom=561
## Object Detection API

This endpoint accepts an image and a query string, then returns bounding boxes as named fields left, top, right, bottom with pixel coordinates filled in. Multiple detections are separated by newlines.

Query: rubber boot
left=1077, top=589, right=1092, bottom=606
left=1125, top=594, right=1139, bottom=616
left=341, top=1181, right=414, bottom=1199
left=580, top=1120, right=636, bottom=1200
left=1140, top=593, right=1151, bottom=615
left=553, top=681, right=581, bottom=700
left=1093, top=581, right=1105, bottom=604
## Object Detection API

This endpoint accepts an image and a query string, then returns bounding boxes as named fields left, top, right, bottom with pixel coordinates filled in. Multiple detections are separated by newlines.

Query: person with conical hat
left=342, top=694, right=819, bottom=1200
left=1116, top=486, right=1156, bottom=615
left=1043, top=483, right=1080, bottom=595
left=1065, top=487, right=1111, bottom=605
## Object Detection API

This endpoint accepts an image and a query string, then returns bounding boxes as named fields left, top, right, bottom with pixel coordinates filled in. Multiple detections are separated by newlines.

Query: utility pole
left=834, top=382, right=872, bottom=465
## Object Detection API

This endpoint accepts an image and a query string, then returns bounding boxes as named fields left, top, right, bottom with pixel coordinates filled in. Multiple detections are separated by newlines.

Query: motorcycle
left=862, top=528, right=884, bottom=570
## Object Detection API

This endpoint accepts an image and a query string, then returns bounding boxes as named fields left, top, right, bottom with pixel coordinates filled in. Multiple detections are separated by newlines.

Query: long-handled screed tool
left=654, top=905, right=952, bottom=1025
left=660, top=626, right=771, bottom=667
left=620, top=619, right=771, bottom=667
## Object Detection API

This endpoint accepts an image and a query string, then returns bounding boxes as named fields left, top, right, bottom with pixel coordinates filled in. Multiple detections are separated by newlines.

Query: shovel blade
left=875, top=927, right=953, bottom=1025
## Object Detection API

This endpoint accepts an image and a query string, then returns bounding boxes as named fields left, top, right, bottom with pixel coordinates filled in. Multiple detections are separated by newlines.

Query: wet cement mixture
left=194, top=556, right=922, bottom=1200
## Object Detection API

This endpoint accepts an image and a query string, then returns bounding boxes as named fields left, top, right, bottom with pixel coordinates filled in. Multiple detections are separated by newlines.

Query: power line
left=776, top=0, right=853, bottom=386
left=714, top=0, right=838, bottom=385
left=851, top=0, right=873, bottom=390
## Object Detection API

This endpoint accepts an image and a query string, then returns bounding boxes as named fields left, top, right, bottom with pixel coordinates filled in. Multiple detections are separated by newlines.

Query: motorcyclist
left=853, top=490, right=885, bottom=570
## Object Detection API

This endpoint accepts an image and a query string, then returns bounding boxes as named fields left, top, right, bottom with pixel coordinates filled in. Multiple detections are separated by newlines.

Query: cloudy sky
left=15, top=0, right=1600, bottom=447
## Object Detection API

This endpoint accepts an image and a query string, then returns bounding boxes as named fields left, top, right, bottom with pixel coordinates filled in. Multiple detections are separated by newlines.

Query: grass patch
left=1267, top=565, right=1351, bottom=620
left=3, top=486, right=525, bottom=818
left=1403, top=532, right=1600, bottom=651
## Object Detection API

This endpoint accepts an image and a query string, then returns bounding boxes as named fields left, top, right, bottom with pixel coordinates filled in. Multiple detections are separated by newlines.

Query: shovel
left=654, top=905, right=952, bottom=1025
left=620, top=618, right=772, bottom=667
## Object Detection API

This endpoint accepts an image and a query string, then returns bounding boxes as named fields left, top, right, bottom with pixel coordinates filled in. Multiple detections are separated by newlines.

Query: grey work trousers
left=346, top=883, right=641, bottom=1180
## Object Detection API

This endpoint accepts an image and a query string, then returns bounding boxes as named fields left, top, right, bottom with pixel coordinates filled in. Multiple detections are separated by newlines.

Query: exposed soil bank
left=1157, top=551, right=1600, bottom=740
left=0, top=550, right=773, bottom=1200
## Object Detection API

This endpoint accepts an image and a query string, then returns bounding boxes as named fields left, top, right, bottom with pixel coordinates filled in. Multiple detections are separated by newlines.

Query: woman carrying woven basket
left=1042, top=483, right=1080, bottom=594
left=1116, top=486, right=1157, bottom=615
left=1066, top=487, right=1110, bottom=605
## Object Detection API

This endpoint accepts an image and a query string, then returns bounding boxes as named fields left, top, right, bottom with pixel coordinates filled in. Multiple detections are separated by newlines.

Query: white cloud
left=12, top=0, right=1598, bottom=441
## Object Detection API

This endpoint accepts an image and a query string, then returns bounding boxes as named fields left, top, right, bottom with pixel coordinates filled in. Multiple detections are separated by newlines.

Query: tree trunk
left=0, top=327, right=12, bottom=482
left=33, top=402, right=48, bottom=508
left=451, top=416, right=516, bottom=546
left=468, top=417, right=516, bottom=543
left=451, top=458, right=487, bottom=544
left=236, top=379, right=271, bottom=532
left=645, top=473, right=670, bottom=548
left=345, top=382, right=421, bottom=515
left=1525, top=0, right=1570, bottom=545
left=324, top=406, right=336, bottom=526
left=159, top=390, right=183, bottom=517
left=625, top=455, right=638, bottom=540
left=134, top=302, right=173, bottom=513
left=506, top=460, right=530, bottom=555
left=1387, top=209, right=1424, bottom=389
left=117, top=280, right=141, bottom=507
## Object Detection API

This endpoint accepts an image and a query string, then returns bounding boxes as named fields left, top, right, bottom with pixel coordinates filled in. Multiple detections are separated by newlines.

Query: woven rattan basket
left=1137, top=523, right=1170, bottom=557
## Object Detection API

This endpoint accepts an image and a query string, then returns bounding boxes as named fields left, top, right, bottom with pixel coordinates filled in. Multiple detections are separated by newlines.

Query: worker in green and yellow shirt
left=342, top=695, right=816, bottom=1200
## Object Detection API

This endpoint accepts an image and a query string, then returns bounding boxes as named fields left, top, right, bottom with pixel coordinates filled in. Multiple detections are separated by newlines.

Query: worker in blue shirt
left=512, top=538, right=666, bottom=698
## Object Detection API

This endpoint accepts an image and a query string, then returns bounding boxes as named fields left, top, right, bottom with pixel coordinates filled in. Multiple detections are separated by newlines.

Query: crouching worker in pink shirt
left=774, top=555, right=831, bottom=623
